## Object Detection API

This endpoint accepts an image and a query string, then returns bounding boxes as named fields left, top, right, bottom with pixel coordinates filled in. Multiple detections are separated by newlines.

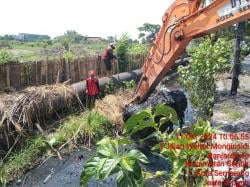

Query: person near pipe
left=101, top=43, right=117, bottom=77
left=86, top=70, right=100, bottom=109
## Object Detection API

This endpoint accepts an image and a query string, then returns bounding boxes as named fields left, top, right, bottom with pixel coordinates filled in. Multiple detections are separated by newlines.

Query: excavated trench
left=9, top=74, right=195, bottom=187
left=9, top=56, right=250, bottom=186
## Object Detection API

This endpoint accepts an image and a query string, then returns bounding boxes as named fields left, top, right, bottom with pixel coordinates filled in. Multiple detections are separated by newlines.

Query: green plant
left=116, top=34, right=132, bottom=72
left=0, top=111, right=112, bottom=184
left=122, top=80, right=136, bottom=90
left=137, top=23, right=160, bottom=43
left=50, top=111, right=112, bottom=147
left=0, top=136, right=47, bottom=184
left=178, top=38, right=233, bottom=117
left=124, top=104, right=216, bottom=186
left=104, top=80, right=116, bottom=94
left=155, top=119, right=215, bottom=186
left=80, top=137, right=148, bottom=187
left=0, top=50, right=16, bottom=64
left=63, top=51, right=75, bottom=61
left=241, top=41, right=250, bottom=59
left=127, top=43, right=149, bottom=55
left=124, top=104, right=179, bottom=138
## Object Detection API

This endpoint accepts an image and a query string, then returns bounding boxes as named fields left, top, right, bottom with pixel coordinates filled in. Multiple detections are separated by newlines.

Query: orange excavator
left=133, top=0, right=250, bottom=103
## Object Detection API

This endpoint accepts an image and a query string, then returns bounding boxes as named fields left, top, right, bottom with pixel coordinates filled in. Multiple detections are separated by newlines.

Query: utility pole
left=231, top=22, right=245, bottom=96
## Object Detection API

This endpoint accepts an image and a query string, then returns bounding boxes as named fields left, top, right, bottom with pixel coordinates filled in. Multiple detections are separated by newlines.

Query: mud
left=9, top=149, right=94, bottom=187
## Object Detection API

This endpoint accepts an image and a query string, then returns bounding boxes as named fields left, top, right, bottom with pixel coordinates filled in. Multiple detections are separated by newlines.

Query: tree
left=231, top=22, right=246, bottom=95
left=64, top=30, right=84, bottom=43
left=138, top=23, right=160, bottom=43
left=55, top=30, right=84, bottom=51
left=107, top=36, right=115, bottom=43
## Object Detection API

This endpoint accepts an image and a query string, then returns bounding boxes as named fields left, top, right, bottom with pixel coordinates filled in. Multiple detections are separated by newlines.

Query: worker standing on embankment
left=86, top=70, right=100, bottom=109
left=101, top=43, right=117, bottom=77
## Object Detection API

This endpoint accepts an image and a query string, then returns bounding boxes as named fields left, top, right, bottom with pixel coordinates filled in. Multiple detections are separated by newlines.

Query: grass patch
left=0, top=136, right=47, bottom=184
left=221, top=102, right=245, bottom=121
left=0, top=110, right=113, bottom=185
left=50, top=110, right=114, bottom=147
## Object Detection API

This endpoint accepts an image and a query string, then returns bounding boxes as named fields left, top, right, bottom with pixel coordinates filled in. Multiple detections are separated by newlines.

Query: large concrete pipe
left=73, top=69, right=142, bottom=101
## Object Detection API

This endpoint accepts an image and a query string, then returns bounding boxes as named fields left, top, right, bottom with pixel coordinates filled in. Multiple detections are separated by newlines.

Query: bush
left=116, top=34, right=132, bottom=72
left=178, top=38, right=233, bottom=117
left=124, top=104, right=216, bottom=186
left=122, top=80, right=136, bottom=90
left=128, top=43, right=149, bottom=55
left=0, top=50, right=16, bottom=64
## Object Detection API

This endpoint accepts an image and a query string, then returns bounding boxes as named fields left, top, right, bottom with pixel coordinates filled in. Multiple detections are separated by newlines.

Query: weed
left=122, top=80, right=136, bottom=90
left=51, top=111, right=113, bottom=147
left=104, top=81, right=116, bottom=94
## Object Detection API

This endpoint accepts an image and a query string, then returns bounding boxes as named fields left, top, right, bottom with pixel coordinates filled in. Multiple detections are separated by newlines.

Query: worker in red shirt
left=101, top=43, right=117, bottom=77
left=86, top=70, right=100, bottom=109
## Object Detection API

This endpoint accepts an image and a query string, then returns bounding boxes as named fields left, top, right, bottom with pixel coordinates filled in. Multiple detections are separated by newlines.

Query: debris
left=43, top=168, right=54, bottom=184
left=0, top=84, right=83, bottom=154
left=95, top=90, right=133, bottom=130
left=16, top=179, right=22, bottom=185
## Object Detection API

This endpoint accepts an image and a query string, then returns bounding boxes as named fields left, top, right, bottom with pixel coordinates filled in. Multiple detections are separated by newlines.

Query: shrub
left=0, top=50, right=16, bottom=64
left=178, top=38, right=233, bottom=117
left=122, top=80, right=136, bottom=90
left=116, top=34, right=132, bottom=72
left=128, top=43, right=149, bottom=55
left=124, top=104, right=216, bottom=186
left=104, top=81, right=117, bottom=94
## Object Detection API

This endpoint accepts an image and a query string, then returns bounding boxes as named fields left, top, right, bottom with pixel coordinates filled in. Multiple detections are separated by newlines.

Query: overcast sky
left=0, top=0, right=174, bottom=39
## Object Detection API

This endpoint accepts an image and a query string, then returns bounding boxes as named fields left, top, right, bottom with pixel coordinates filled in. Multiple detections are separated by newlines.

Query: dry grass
left=0, top=83, right=83, bottom=152
left=95, top=90, right=133, bottom=130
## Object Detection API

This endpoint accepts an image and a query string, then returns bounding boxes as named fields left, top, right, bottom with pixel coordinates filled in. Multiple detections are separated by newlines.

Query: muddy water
left=10, top=75, right=196, bottom=187
left=159, top=74, right=196, bottom=124
left=10, top=149, right=95, bottom=187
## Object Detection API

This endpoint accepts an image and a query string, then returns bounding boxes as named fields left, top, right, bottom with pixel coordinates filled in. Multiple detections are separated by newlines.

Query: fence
left=0, top=54, right=146, bottom=91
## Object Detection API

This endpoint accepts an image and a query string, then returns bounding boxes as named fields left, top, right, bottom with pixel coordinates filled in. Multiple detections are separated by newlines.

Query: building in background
left=12, top=33, right=50, bottom=42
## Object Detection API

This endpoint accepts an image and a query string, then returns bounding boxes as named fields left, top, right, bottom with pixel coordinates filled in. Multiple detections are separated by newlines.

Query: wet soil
left=10, top=149, right=95, bottom=187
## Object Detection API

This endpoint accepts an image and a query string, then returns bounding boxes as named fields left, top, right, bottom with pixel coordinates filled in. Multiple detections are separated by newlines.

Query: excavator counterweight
left=134, top=0, right=250, bottom=103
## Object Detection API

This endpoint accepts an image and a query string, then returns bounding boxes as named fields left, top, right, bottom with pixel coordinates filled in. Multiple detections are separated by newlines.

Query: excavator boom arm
left=134, top=0, right=250, bottom=103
